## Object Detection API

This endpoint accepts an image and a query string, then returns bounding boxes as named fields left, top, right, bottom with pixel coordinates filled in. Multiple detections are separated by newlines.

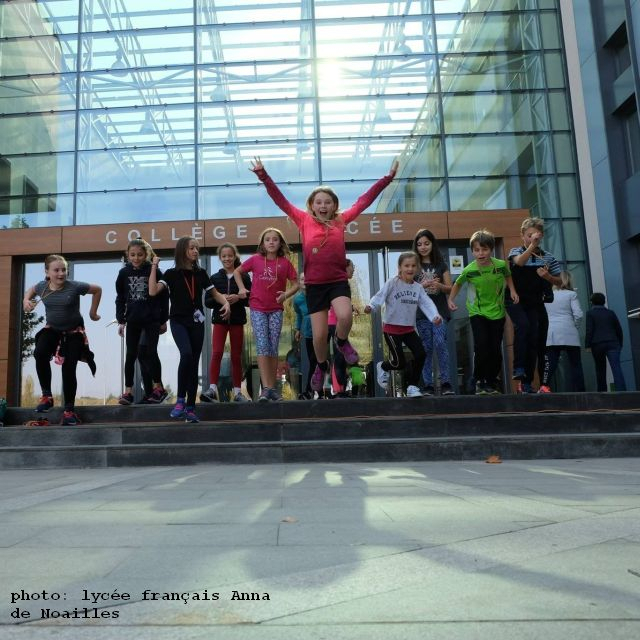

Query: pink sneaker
left=310, top=365, right=324, bottom=392
left=334, top=338, right=359, bottom=365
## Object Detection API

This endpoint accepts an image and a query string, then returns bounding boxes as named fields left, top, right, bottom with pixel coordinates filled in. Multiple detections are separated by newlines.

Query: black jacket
left=585, top=305, right=623, bottom=348
left=205, top=269, right=251, bottom=325
left=115, top=262, right=168, bottom=325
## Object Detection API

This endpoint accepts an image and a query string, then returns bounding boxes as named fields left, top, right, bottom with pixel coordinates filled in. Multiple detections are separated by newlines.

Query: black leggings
left=381, top=331, right=425, bottom=387
left=34, top=328, right=84, bottom=410
left=170, top=320, right=204, bottom=407
left=124, top=322, right=161, bottom=388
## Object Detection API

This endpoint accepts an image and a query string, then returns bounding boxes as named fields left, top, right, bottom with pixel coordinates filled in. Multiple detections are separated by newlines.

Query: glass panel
left=318, top=138, right=406, bottom=181
left=0, top=35, right=78, bottom=76
left=316, top=57, right=439, bottom=98
left=561, top=219, right=586, bottom=262
left=449, top=176, right=543, bottom=210
left=0, top=74, right=77, bottom=114
left=0, top=194, right=73, bottom=228
left=539, top=217, right=564, bottom=261
left=548, top=91, right=570, bottom=129
left=78, top=106, right=195, bottom=150
left=544, top=52, right=566, bottom=88
left=434, top=0, right=540, bottom=10
left=446, top=133, right=554, bottom=177
left=315, top=0, right=426, bottom=19
left=553, top=133, right=576, bottom=173
left=443, top=93, right=554, bottom=135
left=386, top=178, right=449, bottom=211
left=77, top=147, right=195, bottom=192
left=83, top=0, right=195, bottom=32
left=401, top=136, right=446, bottom=180
left=316, top=17, right=433, bottom=58
left=197, top=24, right=310, bottom=64
left=319, top=96, right=427, bottom=139
left=439, top=52, right=546, bottom=92
left=0, top=112, right=77, bottom=153
left=540, top=12, right=561, bottom=49
left=0, top=153, right=75, bottom=196
left=1, top=0, right=79, bottom=37
left=197, top=0, right=304, bottom=24
left=80, top=30, right=195, bottom=72
left=435, top=12, right=541, bottom=54
left=536, top=175, right=560, bottom=218
left=199, top=184, right=309, bottom=220
left=557, top=176, right=580, bottom=216
left=199, top=143, right=318, bottom=187
left=76, top=188, right=196, bottom=225
left=80, top=68, right=195, bottom=110
left=200, top=101, right=314, bottom=144
left=199, top=62, right=313, bottom=103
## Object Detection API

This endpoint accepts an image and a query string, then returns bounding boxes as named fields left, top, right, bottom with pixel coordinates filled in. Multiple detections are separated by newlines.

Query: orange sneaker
left=538, top=385, right=551, bottom=394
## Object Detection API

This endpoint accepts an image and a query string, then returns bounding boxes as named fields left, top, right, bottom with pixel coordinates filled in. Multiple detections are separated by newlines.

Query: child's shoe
left=334, top=337, right=359, bottom=365
left=36, top=395, right=54, bottom=413
left=422, top=384, right=435, bottom=396
left=184, top=407, right=199, bottom=423
left=170, top=400, right=186, bottom=418
left=512, top=367, right=526, bottom=381
left=406, top=385, right=422, bottom=398
left=476, top=382, right=489, bottom=395
left=233, top=391, right=249, bottom=402
left=376, top=362, right=389, bottom=391
left=538, top=385, right=552, bottom=394
left=61, top=410, right=80, bottom=426
left=516, top=381, right=535, bottom=394
left=200, top=387, right=218, bottom=403
left=441, top=382, right=455, bottom=396
left=258, top=388, right=271, bottom=403
left=310, top=365, right=324, bottom=393
left=148, top=387, right=168, bottom=403
left=267, top=388, right=282, bottom=402
left=118, top=392, right=134, bottom=405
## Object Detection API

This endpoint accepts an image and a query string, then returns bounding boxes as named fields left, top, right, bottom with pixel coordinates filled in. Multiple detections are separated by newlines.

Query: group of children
left=23, top=159, right=626, bottom=424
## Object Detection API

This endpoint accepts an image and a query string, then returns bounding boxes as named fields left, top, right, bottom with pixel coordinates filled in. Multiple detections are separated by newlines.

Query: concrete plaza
left=0, top=458, right=639, bottom=639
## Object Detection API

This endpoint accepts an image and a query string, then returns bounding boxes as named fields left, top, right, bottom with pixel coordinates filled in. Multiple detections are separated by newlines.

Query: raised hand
left=389, top=158, right=399, bottom=178
left=249, top=157, right=264, bottom=173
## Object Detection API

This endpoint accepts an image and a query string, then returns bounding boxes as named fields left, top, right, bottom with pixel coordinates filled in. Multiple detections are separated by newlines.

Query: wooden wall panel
left=0, top=228, right=62, bottom=257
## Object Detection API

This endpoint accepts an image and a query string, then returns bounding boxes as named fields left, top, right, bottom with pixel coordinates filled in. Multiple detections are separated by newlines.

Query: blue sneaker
left=170, top=400, right=186, bottom=419
left=184, top=407, right=199, bottom=423
left=36, top=395, right=54, bottom=413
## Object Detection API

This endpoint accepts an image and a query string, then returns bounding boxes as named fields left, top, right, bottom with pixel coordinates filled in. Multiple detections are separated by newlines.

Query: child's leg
left=432, top=320, right=450, bottom=384
left=415, top=318, right=434, bottom=386
left=402, top=332, right=426, bottom=388
left=142, top=324, right=162, bottom=388
left=383, top=333, right=406, bottom=371
left=228, top=324, right=245, bottom=389
left=542, top=346, right=560, bottom=386
left=535, top=305, right=549, bottom=383
left=34, top=328, right=59, bottom=395
left=469, top=315, right=490, bottom=384
left=310, top=310, right=330, bottom=364
left=60, top=333, right=84, bottom=410
left=304, top=337, right=317, bottom=393
left=486, top=317, right=506, bottom=386
left=506, top=303, right=529, bottom=378
left=332, top=296, right=353, bottom=341
left=566, top=346, right=586, bottom=392
left=186, top=323, right=205, bottom=406
left=123, top=323, right=144, bottom=391
left=591, top=345, right=608, bottom=392
left=209, top=324, right=230, bottom=386
left=266, top=311, right=284, bottom=389
left=170, top=321, right=194, bottom=400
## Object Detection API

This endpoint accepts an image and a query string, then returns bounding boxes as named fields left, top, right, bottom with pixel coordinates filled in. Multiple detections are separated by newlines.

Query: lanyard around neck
left=183, top=272, right=196, bottom=302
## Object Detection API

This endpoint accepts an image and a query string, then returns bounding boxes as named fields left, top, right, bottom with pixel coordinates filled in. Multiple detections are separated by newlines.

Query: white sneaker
left=376, top=362, right=389, bottom=390
left=406, top=385, right=422, bottom=398
left=199, top=387, right=218, bottom=403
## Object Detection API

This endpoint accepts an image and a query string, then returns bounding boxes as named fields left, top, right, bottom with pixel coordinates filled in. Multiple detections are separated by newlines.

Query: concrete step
left=2, top=393, right=638, bottom=469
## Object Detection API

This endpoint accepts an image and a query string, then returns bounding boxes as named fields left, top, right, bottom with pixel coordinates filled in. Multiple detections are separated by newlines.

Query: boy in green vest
left=448, top=229, right=519, bottom=394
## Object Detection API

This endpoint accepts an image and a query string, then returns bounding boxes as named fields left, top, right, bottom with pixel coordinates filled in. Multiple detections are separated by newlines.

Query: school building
left=0, top=1, right=638, bottom=404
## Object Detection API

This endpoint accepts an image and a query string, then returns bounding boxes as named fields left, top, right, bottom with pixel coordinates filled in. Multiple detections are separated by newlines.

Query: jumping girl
left=201, top=242, right=252, bottom=403
left=115, top=237, right=167, bottom=405
left=365, top=252, right=442, bottom=398
left=235, top=227, right=298, bottom=402
left=412, top=229, right=453, bottom=395
left=149, top=236, right=230, bottom=423
left=23, top=255, right=102, bottom=425
left=249, top=157, right=399, bottom=393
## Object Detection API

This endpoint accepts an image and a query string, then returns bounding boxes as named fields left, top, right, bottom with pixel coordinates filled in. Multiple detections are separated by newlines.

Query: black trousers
left=124, top=322, right=161, bottom=388
left=381, top=331, right=426, bottom=387
left=507, top=302, right=548, bottom=382
left=170, top=320, right=205, bottom=407
left=34, top=328, right=84, bottom=410
left=542, top=345, right=585, bottom=391
left=469, top=315, right=505, bottom=385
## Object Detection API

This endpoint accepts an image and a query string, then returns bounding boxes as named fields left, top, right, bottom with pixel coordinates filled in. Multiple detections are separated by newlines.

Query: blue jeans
left=591, top=341, right=626, bottom=392
left=416, top=318, right=450, bottom=386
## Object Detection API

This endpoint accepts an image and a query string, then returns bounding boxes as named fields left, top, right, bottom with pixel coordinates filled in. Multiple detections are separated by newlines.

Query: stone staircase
left=1, top=392, right=639, bottom=469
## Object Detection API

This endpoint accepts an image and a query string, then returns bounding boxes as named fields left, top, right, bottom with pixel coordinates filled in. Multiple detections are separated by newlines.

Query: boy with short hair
left=448, top=229, right=519, bottom=394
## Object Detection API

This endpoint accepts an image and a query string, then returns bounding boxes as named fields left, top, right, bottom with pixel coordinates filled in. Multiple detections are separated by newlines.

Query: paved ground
left=0, top=459, right=639, bottom=639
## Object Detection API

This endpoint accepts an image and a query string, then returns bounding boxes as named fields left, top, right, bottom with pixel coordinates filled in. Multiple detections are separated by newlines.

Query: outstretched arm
left=249, top=157, right=306, bottom=225
left=342, top=157, right=399, bottom=224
